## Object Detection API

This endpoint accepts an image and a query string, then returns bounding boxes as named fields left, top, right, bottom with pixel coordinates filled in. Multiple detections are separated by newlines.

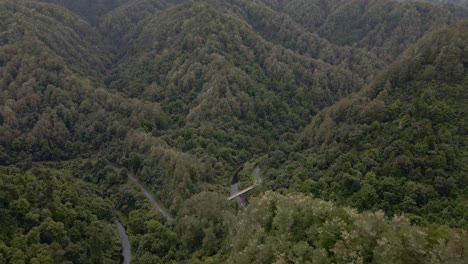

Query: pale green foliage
left=227, top=192, right=467, bottom=264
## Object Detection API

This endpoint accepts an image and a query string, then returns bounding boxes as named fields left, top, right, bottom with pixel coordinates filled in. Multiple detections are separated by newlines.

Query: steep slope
left=257, top=0, right=468, bottom=62
left=4, top=0, right=466, bottom=221
left=0, top=0, right=167, bottom=163
left=36, top=0, right=129, bottom=24
left=104, top=0, right=384, bottom=201
left=98, top=1, right=384, bottom=209
left=253, top=0, right=341, bottom=31
left=263, top=20, right=468, bottom=227
left=101, top=0, right=468, bottom=211
left=99, top=0, right=187, bottom=47
left=0, top=0, right=109, bottom=77
left=401, top=0, right=468, bottom=9
left=228, top=0, right=383, bottom=81
left=1, top=0, right=467, bottom=262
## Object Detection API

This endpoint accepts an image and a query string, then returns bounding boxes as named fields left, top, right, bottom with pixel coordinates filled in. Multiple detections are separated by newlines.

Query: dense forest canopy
left=0, top=0, right=467, bottom=263
left=399, top=0, right=468, bottom=9
left=35, top=0, right=130, bottom=24
left=256, top=0, right=467, bottom=61
left=0, top=167, right=122, bottom=263
left=261, top=19, right=468, bottom=227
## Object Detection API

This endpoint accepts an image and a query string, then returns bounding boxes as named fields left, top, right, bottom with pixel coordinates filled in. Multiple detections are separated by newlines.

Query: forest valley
left=0, top=0, right=467, bottom=263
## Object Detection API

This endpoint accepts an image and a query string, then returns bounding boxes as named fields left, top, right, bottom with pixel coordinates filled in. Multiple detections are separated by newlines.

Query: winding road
left=254, top=166, right=263, bottom=184
left=113, top=166, right=261, bottom=262
left=113, top=217, right=131, bottom=264
left=128, top=173, right=174, bottom=222
left=113, top=173, right=174, bottom=264
left=229, top=166, right=263, bottom=204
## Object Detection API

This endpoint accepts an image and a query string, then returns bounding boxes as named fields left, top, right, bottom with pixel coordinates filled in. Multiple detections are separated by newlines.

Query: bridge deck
left=227, top=185, right=255, bottom=200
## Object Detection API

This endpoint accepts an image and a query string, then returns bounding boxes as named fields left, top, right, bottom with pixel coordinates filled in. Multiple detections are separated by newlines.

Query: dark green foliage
left=0, top=0, right=167, bottom=163
left=264, top=20, right=468, bottom=227
left=99, top=0, right=187, bottom=47
left=70, top=158, right=182, bottom=263
left=1, top=0, right=467, bottom=262
left=0, top=167, right=121, bottom=263
left=104, top=1, right=383, bottom=197
left=176, top=192, right=235, bottom=260
left=258, top=0, right=467, bottom=62
left=36, top=0, right=130, bottom=24
left=401, top=0, right=468, bottom=9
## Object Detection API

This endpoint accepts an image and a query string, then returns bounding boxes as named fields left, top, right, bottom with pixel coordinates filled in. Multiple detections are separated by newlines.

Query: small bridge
left=228, top=166, right=262, bottom=201
left=227, top=185, right=256, bottom=200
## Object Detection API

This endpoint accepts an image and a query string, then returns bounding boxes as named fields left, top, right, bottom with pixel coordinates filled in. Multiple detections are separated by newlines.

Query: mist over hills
left=1, top=0, right=467, bottom=263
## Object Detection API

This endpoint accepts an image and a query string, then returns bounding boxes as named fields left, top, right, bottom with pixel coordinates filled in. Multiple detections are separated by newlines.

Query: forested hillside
left=226, top=192, right=467, bottom=264
left=0, top=167, right=122, bottom=263
left=36, top=0, right=130, bottom=24
left=0, top=0, right=171, bottom=165
left=262, top=20, right=468, bottom=227
left=1, top=0, right=467, bottom=263
left=103, top=0, right=387, bottom=208
left=110, top=0, right=378, bottom=149
left=400, top=0, right=468, bottom=9
left=99, top=0, right=187, bottom=45
left=257, top=0, right=467, bottom=61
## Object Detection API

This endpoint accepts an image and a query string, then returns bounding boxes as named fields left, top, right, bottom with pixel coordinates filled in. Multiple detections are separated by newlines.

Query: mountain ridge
left=0, top=0, right=467, bottom=262
left=262, top=19, right=468, bottom=227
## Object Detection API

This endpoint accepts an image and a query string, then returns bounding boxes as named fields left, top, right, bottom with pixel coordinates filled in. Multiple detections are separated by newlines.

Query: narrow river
left=113, top=217, right=131, bottom=264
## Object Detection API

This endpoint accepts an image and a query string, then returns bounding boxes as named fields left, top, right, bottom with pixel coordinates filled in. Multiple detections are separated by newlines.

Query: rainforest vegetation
left=0, top=0, right=467, bottom=263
